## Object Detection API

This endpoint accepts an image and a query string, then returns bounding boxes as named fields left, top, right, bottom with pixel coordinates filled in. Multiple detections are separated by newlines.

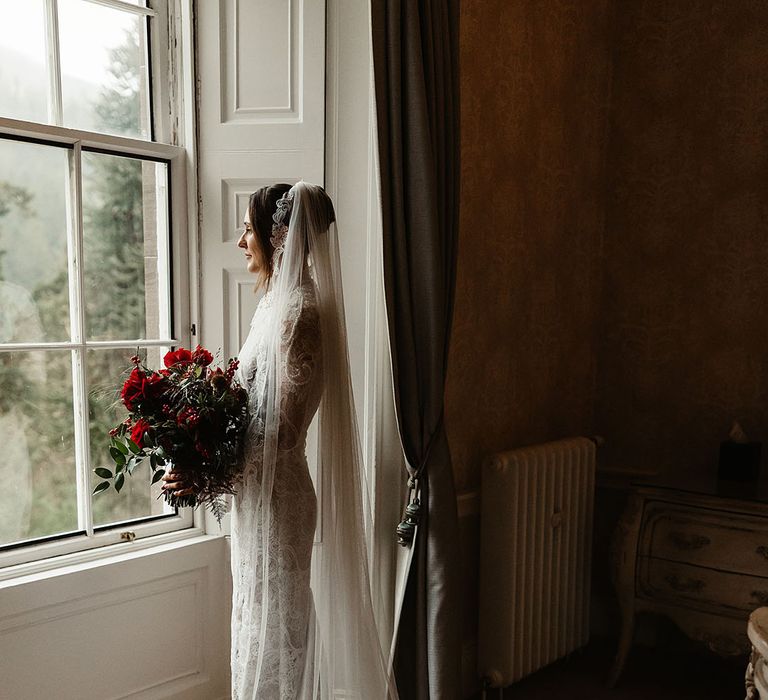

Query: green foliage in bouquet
left=93, top=347, right=250, bottom=523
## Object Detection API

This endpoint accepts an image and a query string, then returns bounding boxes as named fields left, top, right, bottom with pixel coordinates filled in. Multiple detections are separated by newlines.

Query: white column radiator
left=478, top=437, right=596, bottom=688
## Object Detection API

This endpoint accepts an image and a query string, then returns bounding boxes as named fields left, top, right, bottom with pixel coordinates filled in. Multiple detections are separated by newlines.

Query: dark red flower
left=194, top=440, right=211, bottom=459
left=177, top=406, right=200, bottom=428
left=234, top=386, right=248, bottom=405
left=130, top=419, right=151, bottom=447
left=225, top=358, right=240, bottom=380
left=164, top=348, right=193, bottom=368
left=120, top=368, right=169, bottom=411
left=192, top=345, right=213, bottom=367
left=208, top=367, right=229, bottom=392
left=121, top=367, right=146, bottom=411
left=143, top=372, right=169, bottom=400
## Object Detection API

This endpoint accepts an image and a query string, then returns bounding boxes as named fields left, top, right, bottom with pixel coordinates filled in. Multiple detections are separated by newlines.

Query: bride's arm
left=275, top=292, right=321, bottom=451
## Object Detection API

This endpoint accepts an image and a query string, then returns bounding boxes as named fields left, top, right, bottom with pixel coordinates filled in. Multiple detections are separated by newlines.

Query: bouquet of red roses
left=93, top=346, right=250, bottom=523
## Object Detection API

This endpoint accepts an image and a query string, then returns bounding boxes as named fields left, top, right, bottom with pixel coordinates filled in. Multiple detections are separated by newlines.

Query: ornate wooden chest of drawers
left=610, top=483, right=768, bottom=686
left=746, top=608, right=768, bottom=699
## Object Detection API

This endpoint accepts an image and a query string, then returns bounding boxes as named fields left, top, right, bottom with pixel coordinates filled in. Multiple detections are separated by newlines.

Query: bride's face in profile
left=237, top=208, right=267, bottom=278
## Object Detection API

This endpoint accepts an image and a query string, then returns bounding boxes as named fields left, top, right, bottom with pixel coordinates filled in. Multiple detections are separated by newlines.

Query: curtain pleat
left=371, top=2, right=461, bottom=698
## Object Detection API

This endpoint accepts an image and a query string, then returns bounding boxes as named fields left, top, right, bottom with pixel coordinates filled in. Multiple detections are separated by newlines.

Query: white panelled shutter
left=197, top=0, right=325, bottom=362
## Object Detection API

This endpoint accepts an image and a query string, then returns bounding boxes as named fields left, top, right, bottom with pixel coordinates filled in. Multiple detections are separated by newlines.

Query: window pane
left=82, top=151, right=170, bottom=341
left=88, top=347, right=170, bottom=527
left=59, top=0, right=149, bottom=139
left=0, top=138, right=71, bottom=342
left=0, top=0, right=49, bottom=123
left=0, top=350, right=78, bottom=547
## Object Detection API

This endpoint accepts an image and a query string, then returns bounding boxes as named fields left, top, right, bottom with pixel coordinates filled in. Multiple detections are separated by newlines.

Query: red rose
left=164, top=348, right=193, bottom=368
left=130, top=419, right=151, bottom=447
left=120, top=368, right=168, bottom=411
left=192, top=345, right=213, bottom=367
left=121, top=367, right=146, bottom=411
left=143, top=372, right=169, bottom=401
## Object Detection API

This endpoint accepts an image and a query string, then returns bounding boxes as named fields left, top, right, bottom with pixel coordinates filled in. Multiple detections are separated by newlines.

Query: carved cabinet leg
left=745, top=647, right=758, bottom=700
left=608, top=493, right=643, bottom=687
left=609, top=599, right=635, bottom=687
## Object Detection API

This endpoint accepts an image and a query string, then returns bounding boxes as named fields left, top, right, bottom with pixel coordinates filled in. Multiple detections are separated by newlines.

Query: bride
left=164, top=182, right=398, bottom=699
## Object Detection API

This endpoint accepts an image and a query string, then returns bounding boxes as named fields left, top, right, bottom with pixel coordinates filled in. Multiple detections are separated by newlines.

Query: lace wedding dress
left=227, top=182, right=398, bottom=700
left=230, top=279, right=322, bottom=699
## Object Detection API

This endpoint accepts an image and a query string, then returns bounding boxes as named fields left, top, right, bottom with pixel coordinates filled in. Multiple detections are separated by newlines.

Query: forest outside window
left=0, top=0, right=195, bottom=570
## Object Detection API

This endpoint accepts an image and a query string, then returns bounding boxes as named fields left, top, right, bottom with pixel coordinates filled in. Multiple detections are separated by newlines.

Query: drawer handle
left=756, top=546, right=768, bottom=561
left=751, top=590, right=768, bottom=606
left=668, top=531, right=711, bottom=551
left=665, top=574, right=706, bottom=594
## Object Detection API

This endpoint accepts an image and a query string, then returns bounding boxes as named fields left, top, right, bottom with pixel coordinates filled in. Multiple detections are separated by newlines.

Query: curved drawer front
left=638, top=558, right=768, bottom=614
left=642, top=503, right=768, bottom=576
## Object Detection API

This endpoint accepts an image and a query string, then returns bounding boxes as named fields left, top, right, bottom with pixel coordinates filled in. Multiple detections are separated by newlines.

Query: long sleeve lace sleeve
left=274, top=290, right=322, bottom=451
left=240, top=285, right=322, bottom=468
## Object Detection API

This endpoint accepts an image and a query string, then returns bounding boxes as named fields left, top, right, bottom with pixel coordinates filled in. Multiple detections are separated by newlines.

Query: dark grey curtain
left=371, top=2, right=461, bottom=698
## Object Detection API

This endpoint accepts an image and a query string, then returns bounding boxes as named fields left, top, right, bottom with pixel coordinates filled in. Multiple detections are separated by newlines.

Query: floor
left=476, top=637, right=746, bottom=700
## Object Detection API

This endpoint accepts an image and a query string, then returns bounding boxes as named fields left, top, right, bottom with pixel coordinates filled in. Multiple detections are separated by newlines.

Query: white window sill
left=0, top=527, right=221, bottom=588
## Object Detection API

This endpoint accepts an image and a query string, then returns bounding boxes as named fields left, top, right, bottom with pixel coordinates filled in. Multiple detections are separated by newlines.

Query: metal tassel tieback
left=396, top=497, right=422, bottom=547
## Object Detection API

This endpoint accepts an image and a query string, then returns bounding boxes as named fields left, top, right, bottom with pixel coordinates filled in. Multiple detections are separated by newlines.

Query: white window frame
left=0, top=0, right=201, bottom=575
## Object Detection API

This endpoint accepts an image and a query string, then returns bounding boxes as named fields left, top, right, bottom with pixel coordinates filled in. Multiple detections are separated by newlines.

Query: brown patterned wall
left=451, top=5, right=768, bottom=680
left=447, top=0, right=612, bottom=494
left=449, top=5, right=613, bottom=684
left=450, top=0, right=768, bottom=491
left=596, top=0, right=768, bottom=479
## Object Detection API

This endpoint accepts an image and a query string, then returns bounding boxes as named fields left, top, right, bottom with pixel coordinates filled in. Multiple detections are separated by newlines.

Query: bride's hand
left=161, top=470, right=196, bottom=497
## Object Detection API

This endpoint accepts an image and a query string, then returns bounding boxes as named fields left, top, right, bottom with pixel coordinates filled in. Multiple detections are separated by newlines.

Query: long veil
left=234, top=181, right=399, bottom=699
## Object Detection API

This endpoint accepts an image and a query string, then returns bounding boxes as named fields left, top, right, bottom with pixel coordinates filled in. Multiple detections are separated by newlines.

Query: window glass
left=0, top=138, right=71, bottom=342
left=0, top=350, right=78, bottom=547
left=59, top=0, right=149, bottom=138
left=82, top=152, right=170, bottom=341
left=0, top=0, right=48, bottom=123
left=0, top=0, right=189, bottom=562
left=88, top=346, right=169, bottom=528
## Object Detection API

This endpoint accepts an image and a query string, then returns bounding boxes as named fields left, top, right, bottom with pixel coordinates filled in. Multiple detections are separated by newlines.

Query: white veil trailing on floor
left=235, top=181, right=399, bottom=699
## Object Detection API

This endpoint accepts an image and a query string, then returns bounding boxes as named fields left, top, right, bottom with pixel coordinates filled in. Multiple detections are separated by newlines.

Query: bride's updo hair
left=249, top=182, right=337, bottom=287
left=248, top=183, right=293, bottom=285
left=304, top=184, right=336, bottom=234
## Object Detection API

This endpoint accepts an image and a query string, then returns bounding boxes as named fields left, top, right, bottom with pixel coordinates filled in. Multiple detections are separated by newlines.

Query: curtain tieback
left=396, top=476, right=422, bottom=547
left=395, top=415, right=444, bottom=546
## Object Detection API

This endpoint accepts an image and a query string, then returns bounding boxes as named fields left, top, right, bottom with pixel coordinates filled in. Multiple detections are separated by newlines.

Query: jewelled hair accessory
left=270, top=189, right=294, bottom=253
